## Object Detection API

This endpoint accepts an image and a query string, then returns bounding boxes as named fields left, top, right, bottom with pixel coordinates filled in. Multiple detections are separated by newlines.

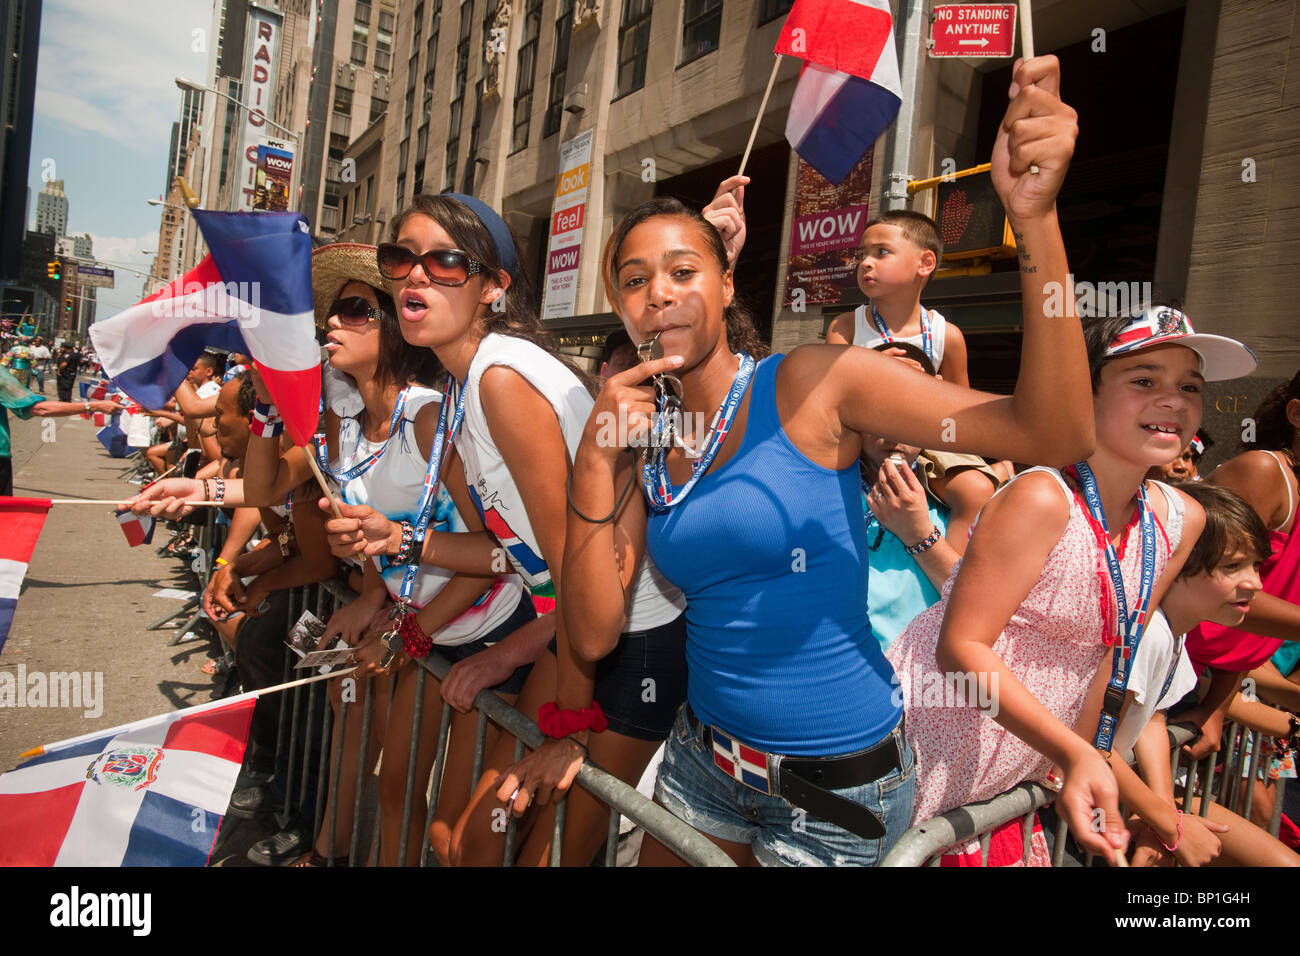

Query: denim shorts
left=547, top=613, right=688, bottom=741
left=654, top=705, right=916, bottom=866
left=439, top=592, right=538, bottom=695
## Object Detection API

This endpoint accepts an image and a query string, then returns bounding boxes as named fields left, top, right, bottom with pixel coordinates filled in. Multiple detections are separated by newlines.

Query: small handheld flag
left=774, top=0, right=901, bottom=185
left=115, top=508, right=156, bottom=547
left=89, top=209, right=321, bottom=446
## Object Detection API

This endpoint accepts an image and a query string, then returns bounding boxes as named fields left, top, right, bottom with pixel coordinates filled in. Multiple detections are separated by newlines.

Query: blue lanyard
left=1073, top=461, right=1158, bottom=755
left=313, top=387, right=411, bottom=483
left=870, top=306, right=933, bottom=365
left=641, top=354, right=755, bottom=511
left=1157, top=629, right=1186, bottom=706
left=396, top=376, right=467, bottom=605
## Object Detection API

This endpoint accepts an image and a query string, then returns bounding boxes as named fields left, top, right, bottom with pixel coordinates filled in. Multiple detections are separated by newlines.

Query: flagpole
left=1018, top=0, right=1039, bottom=175
left=51, top=498, right=226, bottom=506
left=305, top=451, right=345, bottom=519
left=15, top=666, right=357, bottom=761
left=738, top=54, right=784, bottom=178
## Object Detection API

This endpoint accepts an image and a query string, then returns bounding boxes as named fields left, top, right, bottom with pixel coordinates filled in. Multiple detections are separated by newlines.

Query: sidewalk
left=0, top=401, right=222, bottom=770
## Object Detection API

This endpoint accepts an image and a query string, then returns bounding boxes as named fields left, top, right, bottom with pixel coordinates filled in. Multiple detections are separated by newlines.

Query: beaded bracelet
left=213, top=477, right=226, bottom=505
left=399, top=611, right=434, bottom=659
left=904, top=526, right=943, bottom=556
left=1159, top=809, right=1184, bottom=852
left=391, top=520, right=416, bottom=564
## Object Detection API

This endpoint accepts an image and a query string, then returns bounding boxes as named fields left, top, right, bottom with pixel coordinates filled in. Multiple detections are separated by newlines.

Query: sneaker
left=228, top=784, right=272, bottom=819
left=247, top=827, right=308, bottom=866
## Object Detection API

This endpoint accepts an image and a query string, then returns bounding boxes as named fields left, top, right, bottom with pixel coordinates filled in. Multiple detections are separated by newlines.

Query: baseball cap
left=1104, top=307, right=1257, bottom=382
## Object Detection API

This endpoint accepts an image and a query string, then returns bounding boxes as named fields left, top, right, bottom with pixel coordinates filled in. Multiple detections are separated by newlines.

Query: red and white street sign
left=930, top=3, right=1017, bottom=58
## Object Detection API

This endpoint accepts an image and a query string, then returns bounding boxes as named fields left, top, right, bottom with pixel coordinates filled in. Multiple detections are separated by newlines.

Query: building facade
left=33, top=177, right=66, bottom=236
left=0, top=0, right=41, bottom=279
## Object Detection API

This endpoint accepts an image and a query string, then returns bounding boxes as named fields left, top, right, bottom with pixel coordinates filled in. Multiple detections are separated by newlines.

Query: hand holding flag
left=990, top=56, right=1077, bottom=224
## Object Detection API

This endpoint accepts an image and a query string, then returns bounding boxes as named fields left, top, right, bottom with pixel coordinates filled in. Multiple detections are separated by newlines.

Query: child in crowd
left=1085, top=481, right=1295, bottom=865
left=858, top=342, right=1000, bottom=649
left=886, top=307, right=1257, bottom=865
left=1148, top=426, right=1213, bottom=482
left=825, top=210, right=969, bottom=387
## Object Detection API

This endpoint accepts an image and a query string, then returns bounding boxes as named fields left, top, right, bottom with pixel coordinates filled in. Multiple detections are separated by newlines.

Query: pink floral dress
left=884, top=468, right=1183, bottom=865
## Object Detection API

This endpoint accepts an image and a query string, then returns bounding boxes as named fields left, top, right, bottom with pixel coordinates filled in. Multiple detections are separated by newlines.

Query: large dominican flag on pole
left=89, top=210, right=321, bottom=446
left=0, top=497, right=50, bottom=654
left=775, top=0, right=901, bottom=185
left=0, top=695, right=256, bottom=866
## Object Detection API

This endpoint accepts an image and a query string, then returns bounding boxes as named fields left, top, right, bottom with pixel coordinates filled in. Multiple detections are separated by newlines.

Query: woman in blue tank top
left=559, top=57, right=1102, bottom=865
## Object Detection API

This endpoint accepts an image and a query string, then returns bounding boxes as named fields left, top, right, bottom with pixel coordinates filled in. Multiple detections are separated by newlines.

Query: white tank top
left=458, top=333, right=684, bottom=630
left=331, top=383, right=525, bottom=647
left=852, top=304, right=947, bottom=370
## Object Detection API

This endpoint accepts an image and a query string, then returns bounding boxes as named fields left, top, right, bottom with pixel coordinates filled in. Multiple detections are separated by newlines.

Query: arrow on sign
left=959, top=38, right=990, bottom=47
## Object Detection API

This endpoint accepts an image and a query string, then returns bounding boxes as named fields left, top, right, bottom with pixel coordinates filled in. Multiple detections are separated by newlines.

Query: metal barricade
left=882, top=721, right=1291, bottom=866
left=146, top=506, right=218, bottom=645
left=265, top=577, right=735, bottom=867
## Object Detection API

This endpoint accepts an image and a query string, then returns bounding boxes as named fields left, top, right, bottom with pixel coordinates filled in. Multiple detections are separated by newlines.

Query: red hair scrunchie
left=537, top=700, right=608, bottom=738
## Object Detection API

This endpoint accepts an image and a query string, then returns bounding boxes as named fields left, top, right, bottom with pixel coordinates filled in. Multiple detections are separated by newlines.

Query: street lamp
left=175, top=77, right=302, bottom=213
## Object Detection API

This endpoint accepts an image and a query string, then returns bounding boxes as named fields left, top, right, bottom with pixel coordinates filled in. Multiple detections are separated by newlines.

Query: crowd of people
left=106, top=57, right=1300, bottom=867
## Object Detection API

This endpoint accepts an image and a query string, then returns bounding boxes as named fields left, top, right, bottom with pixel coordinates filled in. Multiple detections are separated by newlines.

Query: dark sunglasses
left=376, top=243, right=484, bottom=286
left=329, top=296, right=384, bottom=325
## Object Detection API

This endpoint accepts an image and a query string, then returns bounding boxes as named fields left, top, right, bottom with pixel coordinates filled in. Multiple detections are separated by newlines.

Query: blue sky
left=26, top=0, right=213, bottom=316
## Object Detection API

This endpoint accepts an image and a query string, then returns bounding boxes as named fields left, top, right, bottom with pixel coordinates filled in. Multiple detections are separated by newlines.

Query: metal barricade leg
left=421, top=701, right=454, bottom=868
left=549, top=795, right=568, bottom=867
left=349, top=680, right=375, bottom=866
left=502, top=735, right=524, bottom=867
left=325, top=688, right=349, bottom=867
left=398, top=667, right=427, bottom=867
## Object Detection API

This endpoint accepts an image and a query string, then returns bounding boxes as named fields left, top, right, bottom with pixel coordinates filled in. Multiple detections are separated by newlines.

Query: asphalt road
left=0, top=395, right=221, bottom=770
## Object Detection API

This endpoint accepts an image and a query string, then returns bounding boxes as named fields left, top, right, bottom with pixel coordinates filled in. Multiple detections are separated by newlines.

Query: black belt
left=685, top=704, right=905, bottom=842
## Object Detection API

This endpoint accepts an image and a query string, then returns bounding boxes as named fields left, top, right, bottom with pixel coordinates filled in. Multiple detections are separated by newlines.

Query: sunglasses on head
left=329, top=296, right=384, bottom=325
left=376, top=243, right=485, bottom=286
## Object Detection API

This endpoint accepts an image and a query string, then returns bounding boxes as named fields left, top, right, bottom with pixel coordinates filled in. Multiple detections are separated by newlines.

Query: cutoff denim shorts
left=654, top=705, right=916, bottom=866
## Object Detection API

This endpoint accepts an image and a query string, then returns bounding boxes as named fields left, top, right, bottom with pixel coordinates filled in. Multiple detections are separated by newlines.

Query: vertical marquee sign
left=237, top=5, right=284, bottom=212
left=542, top=129, right=594, bottom=321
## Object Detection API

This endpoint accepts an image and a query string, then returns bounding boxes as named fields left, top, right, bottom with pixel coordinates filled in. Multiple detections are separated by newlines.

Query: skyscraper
left=1, top=0, right=42, bottom=277
left=34, top=177, right=66, bottom=236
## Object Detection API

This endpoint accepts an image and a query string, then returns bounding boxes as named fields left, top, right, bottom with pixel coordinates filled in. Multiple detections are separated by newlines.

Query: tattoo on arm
left=1013, top=230, right=1037, bottom=273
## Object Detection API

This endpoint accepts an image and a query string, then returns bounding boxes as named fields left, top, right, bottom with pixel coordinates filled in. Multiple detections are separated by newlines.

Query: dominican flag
left=0, top=695, right=255, bottom=865
left=712, top=727, right=771, bottom=793
left=89, top=210, right=321, bottom=446
left=96, top=414, right=129, bottom=458
left=0, top=497, right=50, bottom=654
left=775, top=0, right=901, bottom=184
left=115, top=508, right=156, bottom=548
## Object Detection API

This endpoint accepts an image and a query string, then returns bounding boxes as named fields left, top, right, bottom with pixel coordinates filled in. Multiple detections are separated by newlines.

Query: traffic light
left=65, top=297, right=73, bottom=313
left=47, top=260, right=61, bottom=280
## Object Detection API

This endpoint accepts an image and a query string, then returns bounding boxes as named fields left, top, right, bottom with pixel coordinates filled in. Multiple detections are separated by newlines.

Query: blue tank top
left=645, top=354, right=902, bottom=756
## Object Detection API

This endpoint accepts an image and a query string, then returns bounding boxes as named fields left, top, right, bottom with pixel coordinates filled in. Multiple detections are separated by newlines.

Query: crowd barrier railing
left=262, top=577, right=735, bottom=867
left=882, top=722, right=1290, bottom=866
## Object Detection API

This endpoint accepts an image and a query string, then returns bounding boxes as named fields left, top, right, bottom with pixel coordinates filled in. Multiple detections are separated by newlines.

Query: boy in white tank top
left=825, top=210, right=969, bottom=387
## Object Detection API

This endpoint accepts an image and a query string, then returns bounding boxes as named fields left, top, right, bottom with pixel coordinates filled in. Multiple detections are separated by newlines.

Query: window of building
left=414, top=160, right=425, bottom=196
left=512, top=0, right=543, bottom=152
left=379, top=9, right=395, bottom=32
left=355, top=2, right=372, bottom=25
left=395, top=174, right=406, bottom=213
left=447, top=0, right=472, bottom=191
left=756, top=0, right=792, bottom=25
left=544, top=0, right=574, bottom=137
left=617, top=0, right=653, bottom=97
left=333, top=85, right=353, bottom=116
left=414, top=1, right=425, bottom=43
left=352, top=24, right=369, bottom=65
left=375, top=14, right=393, bottom=75
left=364, top=175, right=375, bottom=215
left=369, top=96, right=388, bottom=125
left=680, top=0, right=721, bottom=64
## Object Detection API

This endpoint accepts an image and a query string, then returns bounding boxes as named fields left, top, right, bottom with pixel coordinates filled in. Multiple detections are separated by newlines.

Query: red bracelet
left=537, top=700, right=608, bottom=738
left=399, top=612, right=434, bottom=659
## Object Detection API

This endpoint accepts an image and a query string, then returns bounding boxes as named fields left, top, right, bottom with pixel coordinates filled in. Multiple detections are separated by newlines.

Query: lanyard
left=642, top=353, right=755, bottom=511
left=1073, top=461, right=1158, bottom=755
left=1157, top=630, right=1186, bottom=706
left=870, top=306, right=933, bottom=366
left=396, top=376, right=467, bottom=605
left=313, top=387, right=411, bottom=483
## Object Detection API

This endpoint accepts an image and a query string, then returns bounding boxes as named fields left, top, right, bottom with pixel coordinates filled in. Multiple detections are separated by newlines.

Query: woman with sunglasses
left=557, top=58, right=1121, bottom=866
left=324, top=195, right=689, bottom=867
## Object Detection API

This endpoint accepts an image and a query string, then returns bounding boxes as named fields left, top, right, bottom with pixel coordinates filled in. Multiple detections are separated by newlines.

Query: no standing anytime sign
left=930, top=3, right=1017, bottom=58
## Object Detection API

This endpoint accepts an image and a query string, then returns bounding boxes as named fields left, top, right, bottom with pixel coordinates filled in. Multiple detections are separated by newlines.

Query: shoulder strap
left=1264, top=451, right=1297, bottom=532
left=852, top=305, right=869, bottom=346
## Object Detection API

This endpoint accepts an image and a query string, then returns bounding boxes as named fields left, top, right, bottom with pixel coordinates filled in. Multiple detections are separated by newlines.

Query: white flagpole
left=738, top=54, right=784, bottom=178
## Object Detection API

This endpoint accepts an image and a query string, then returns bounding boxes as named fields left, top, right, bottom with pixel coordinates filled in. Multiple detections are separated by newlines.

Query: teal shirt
left=863, top=486, right=949, bottom=651
left=0, top=365, right=41, bottom=458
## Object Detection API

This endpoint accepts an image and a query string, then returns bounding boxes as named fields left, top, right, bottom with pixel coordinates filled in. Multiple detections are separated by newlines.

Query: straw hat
left=311, top=243, right=387, bottom=330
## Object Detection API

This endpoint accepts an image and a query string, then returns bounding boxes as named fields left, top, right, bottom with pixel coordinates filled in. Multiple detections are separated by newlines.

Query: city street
left=0, top=391, right=219, bottom=770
